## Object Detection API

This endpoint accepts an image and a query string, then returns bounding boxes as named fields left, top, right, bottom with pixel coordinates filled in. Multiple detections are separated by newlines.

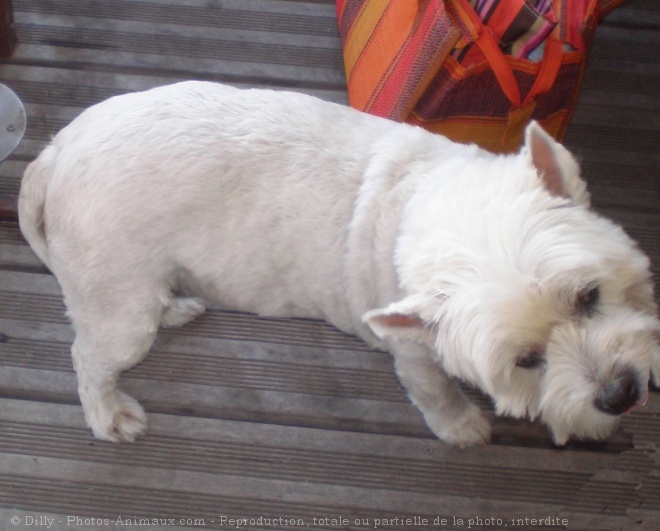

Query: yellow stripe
left=346, top=2, right=417, bottom=110
left=342, top=1, right=391, bottom=78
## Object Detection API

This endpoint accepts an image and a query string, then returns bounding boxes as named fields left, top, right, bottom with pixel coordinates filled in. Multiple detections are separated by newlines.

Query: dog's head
left=364, top=122, right=659, bottom=445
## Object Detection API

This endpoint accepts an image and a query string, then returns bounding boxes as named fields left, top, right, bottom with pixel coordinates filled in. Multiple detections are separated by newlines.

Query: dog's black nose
left=594, top=369, right=640, bottom=416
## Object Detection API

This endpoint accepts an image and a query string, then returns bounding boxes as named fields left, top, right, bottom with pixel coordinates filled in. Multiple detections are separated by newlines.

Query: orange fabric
left=409, top=109, right=568, bottom=153
left=338, top=0, right=462, bottom=120
left=447, top=0, right=523, bottom=108
left=337, top=0, right=621, bottom=152
left=524, top=34, right=563, bottom=105
left=344, top=3, right=419, bottom=111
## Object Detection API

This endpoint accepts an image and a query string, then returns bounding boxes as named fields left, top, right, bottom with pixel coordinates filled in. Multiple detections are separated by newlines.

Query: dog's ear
left=523, top=121, right=590, bottom=207
left=363, top=297, right=431, bottom=343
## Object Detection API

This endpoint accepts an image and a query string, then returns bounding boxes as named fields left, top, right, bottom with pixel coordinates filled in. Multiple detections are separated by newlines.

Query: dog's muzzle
left=593, top=367, right=646, bottom=416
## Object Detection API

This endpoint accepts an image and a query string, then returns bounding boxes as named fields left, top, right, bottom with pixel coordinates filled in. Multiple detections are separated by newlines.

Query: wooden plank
left=0, top=398, right=647, bottom=530
left=0, top=64, right=349, bottom=106
left=0, top=194, right=17, bottom=219
left=0, top=454, right=573, bottom=530
left=0, top=220, right=23, bottom=244
left=0, top=399, right=614, bottom=472
left=8, top=4, right=346, bottom=89
left=0, top=243, right=46, bottom=270
left=16, top=0, right=341, bottom=28
left=0, top=0, right=658, bottom=528
left=0, top=0, right=16, bottom=57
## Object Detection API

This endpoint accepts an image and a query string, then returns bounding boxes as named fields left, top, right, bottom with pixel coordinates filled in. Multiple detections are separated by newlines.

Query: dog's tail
left=18, top=144, right=57, bottom=270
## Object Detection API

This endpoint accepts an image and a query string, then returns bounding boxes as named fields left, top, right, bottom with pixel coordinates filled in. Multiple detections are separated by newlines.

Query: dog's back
left=17, top=81, right=436, bottom=330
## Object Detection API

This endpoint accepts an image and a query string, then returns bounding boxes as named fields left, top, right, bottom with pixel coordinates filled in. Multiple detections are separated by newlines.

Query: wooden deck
left=0, top=0, right=658, bottom=529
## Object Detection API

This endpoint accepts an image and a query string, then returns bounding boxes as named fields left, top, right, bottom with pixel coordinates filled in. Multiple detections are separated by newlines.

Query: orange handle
left=445, top=0, right=563, bottom=109
left=523, top=34, right=563, bottom=106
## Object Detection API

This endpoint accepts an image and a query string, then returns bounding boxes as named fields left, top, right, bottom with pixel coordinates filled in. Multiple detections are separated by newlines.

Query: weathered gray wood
left=0, top=398, right=652, bottom=530
left=0, top=0, right=16, bottom=57
left=0, top=243, right=45, bottom=270
left=10, top=4, right=346, bottom=87
left=0, top=0, right=658, bottom=528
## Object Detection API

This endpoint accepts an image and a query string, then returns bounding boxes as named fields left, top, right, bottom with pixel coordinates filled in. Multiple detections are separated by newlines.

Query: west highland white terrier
left=19, top=82, right=659, bottom=446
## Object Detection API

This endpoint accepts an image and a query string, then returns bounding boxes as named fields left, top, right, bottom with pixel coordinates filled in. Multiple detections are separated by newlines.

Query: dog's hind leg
left=71, top=312, right=159, bottom=442
left=63, top=279, right=167, bottom=442
left=71, top=327, right=154, bottom=442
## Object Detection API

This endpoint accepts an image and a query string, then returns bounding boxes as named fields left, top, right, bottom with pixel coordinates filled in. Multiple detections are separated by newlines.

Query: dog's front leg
left=389, top=343, right=491, bottom=447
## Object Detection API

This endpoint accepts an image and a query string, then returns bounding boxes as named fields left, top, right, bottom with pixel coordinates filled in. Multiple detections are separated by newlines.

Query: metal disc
left=0, top=84, right=26, bottom=161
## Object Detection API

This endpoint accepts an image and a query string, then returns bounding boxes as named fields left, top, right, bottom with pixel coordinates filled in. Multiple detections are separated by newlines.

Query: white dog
left=19, top=82, right=659, bottom=447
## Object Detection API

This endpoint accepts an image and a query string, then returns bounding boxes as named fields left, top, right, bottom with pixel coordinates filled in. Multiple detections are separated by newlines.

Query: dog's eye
left=516, top=350, right=545, bottom=370
left=576, top=286, right=600, bottom=316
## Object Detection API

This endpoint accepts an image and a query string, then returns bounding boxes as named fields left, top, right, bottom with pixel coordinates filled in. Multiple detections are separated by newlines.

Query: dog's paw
left=161, top=297, right=206, bottom=328
left=88, top=391, right=147, bottom=443
left=425, top=403, right=491, bottom=448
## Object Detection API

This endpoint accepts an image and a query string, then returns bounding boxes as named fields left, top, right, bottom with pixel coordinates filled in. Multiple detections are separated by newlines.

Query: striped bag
left=336, top=0, right=626, bottom=152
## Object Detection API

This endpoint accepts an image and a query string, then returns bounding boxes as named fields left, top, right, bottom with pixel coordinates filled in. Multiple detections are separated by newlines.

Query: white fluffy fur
left=19, top=81, right=660, bottom=446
